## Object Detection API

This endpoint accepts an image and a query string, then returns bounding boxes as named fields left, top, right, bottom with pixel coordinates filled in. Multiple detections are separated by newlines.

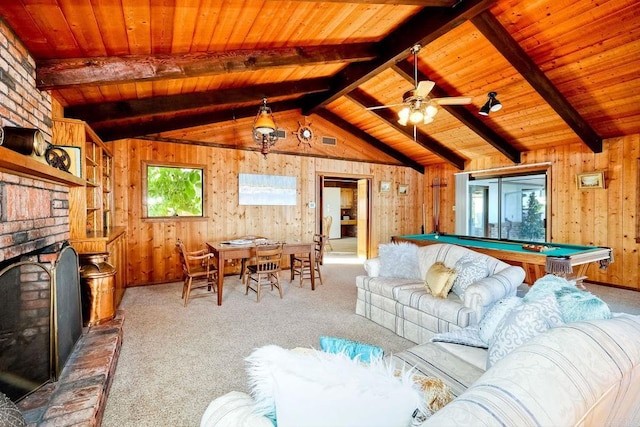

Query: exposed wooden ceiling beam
left=284, top=0, right=458, bottom=5
left=301, top=0, right=497, bottom=114
left=315, top=109, right=425, bottom=173
left=393, top=60, right=522, bottom=164
left=348, top=89, right=466, bottom=169
left=94, top=99, right=301, bottom=142
left=65, top=78, right=331, bottom=123
left=35, top=43, right=377, bottom=90
left=471, top=11, right=602, bottom=153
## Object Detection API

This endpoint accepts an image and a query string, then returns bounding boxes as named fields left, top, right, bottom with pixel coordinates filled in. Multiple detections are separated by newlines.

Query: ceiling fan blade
left=415, top=80, right=435, bottom=98
left=433, top=96, right=473, bottom=105
left=365, top=102, right=406, bottom=111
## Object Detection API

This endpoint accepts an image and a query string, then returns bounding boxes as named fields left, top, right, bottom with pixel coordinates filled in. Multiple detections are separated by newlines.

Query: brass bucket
left=79, top=253, right=117, bottom=326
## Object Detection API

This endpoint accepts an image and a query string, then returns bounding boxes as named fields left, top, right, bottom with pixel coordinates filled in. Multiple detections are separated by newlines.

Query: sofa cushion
left=425, top=262, right=457, bottom=298
left=396, top=288, right=474, bottom=327
left=430, top=325, right=487, bottom=349
left=356, top=275, right=424, bottom=300
left=425, top=315, right=640, bottom=427
left=487, top=295, right=564, bottom=368
left=451, top=255, right=489, bottom=301
left=378, top=242, right=422, bottom=279
left=391, top=342, right=485, bottom=398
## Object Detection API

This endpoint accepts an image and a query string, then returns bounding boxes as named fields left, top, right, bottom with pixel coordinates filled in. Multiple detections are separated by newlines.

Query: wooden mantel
left=0, top=146, right=85, bottom=186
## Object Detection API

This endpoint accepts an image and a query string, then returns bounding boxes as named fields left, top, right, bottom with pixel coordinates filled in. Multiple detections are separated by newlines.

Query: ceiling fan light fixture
left=398, top=107, right=410, bottom=125
left=425, top=102, right=438, bottom=118
left=423, top=115, right=434, bottom=125
left=409, top=109, right=424, bottom=124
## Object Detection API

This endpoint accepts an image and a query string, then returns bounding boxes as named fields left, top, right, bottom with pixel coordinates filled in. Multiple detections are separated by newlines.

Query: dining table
left=206, top=239, right=316, bottom=306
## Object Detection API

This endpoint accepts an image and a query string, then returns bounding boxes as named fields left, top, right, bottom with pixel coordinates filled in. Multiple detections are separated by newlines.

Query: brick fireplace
left=0, top=170, right=123, bottom=426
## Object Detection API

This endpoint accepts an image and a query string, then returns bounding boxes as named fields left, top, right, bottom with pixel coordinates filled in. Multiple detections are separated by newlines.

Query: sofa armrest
left=463, top=266, right=525, bottom=320
left=364, top=257, right=381, bottom=277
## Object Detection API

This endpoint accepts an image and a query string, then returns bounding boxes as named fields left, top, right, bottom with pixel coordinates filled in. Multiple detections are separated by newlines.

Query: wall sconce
left=253, top=97, right=278, bottom=158
left=479, top=91, right=502, bottom=116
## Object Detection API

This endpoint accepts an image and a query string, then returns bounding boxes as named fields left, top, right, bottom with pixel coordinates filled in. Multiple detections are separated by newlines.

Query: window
left=144, top=164, right=204, bottom=217
left=463, top=172, right=547, bottom=242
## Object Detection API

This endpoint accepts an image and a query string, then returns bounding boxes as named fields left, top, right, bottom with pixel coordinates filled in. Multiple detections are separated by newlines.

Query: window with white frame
left=456, top=171, right=547, bottom=242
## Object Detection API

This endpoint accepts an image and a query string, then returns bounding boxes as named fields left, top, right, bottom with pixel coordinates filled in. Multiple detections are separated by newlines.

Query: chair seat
left=246, top=244, right=284, bottom=302
left=177, top=239, right=218, bottom=307
left=291, top=234, right=326, bottom=287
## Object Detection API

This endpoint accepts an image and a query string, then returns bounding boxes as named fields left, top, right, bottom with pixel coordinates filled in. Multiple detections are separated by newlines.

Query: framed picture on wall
left=398, top=184, right=409, bottom=195
left=576, top=171, right=605, bottom=189
left=380, top=181, right=391, bottom=192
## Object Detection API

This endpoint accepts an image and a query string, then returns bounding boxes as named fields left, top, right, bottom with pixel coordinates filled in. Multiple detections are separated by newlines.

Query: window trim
left=142, top=160, right=207, bottom=220
left=459, top=166, right=551, bottom=241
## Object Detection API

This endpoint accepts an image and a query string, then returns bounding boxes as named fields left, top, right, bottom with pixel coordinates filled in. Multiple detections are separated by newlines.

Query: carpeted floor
left=102, top=259, right=412, bottom=427
left=102, top=258, right=640, bottom=427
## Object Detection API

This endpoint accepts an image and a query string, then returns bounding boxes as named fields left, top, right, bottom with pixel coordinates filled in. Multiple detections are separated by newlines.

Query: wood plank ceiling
left=1, top=0, right=639, bottom=172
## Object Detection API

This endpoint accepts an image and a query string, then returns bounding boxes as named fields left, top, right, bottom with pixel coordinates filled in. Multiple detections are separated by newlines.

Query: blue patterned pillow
left=319, top=336, right=384, bottom=363
left=478, top=296, right=523, bottom=345
left=487, top=295, right=564, bottom=368
left=452, top=255, right=489, bottom=300
left=430, top=325, right=487, bottom=348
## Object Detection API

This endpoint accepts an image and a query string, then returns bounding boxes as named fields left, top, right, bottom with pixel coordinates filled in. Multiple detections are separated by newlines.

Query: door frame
left=316, top=172, right=373, bottom=259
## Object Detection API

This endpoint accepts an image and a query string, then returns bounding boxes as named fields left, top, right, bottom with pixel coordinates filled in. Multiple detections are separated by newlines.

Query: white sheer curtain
left=454, top=173, right=468, bottom=235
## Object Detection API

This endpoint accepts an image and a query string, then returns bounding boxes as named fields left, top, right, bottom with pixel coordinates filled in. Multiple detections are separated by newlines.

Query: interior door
left=322, top=187, right=341, bottom=239
left=356, top=179, right=369, bottom=258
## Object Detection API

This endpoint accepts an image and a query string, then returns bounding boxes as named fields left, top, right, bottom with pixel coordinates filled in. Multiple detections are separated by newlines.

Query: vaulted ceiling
left=1, top=0, right=639, bottom=173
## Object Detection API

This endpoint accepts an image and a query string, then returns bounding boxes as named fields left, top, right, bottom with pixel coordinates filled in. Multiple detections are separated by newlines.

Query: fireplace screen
left=0, top=244, right=82, bottom=402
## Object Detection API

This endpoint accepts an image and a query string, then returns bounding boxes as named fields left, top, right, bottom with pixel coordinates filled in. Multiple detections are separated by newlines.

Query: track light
left=479, top=92, right=502, bottom=116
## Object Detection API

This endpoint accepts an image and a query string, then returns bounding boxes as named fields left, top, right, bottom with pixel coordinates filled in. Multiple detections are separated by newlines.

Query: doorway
left=318, top=175, right=371, bottom=259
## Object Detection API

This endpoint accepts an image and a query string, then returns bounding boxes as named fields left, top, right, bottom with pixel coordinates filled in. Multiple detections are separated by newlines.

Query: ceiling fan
left=367, top=44, right=472, bottom=126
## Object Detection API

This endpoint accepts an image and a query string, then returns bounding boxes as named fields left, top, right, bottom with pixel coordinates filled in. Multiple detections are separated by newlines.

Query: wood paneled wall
left=112, top=139, right=424, bottom=285
left=424, top=134, right=640, bottom=290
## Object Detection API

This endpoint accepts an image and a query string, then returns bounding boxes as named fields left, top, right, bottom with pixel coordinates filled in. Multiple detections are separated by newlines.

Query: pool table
left=392, top=233, right=613, bottom=285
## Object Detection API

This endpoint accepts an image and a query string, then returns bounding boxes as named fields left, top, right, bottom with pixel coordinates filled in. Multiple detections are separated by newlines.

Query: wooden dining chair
left=290, top=234, right=327, bottom=287
left=245, top=244, right=284, bottom=302
left=176, top=239, right=217, bottom=307
left=323, top=215, right=333, bottom=251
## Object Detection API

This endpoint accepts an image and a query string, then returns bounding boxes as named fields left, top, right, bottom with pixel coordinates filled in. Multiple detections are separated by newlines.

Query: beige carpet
left=102, top=259, right=413, bottom=427
left=103, top=258, right=640, bottom=427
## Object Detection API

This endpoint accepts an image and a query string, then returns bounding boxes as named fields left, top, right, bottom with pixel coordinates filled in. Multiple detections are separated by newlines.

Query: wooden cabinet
left=340, top=188, right=354, bottom=208
left=52, top=118, right=127, bottom=306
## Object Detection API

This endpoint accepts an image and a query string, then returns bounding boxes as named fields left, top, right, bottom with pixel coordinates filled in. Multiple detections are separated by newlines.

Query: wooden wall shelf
left=0, top=146, right=85, bottom=186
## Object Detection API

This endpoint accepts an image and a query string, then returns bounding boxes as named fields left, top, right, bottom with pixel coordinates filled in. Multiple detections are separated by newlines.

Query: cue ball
left=434, top=235, right=439, bottom=239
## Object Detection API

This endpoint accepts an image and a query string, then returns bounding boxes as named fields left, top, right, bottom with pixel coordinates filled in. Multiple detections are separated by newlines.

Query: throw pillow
left=487, top=295, right=564, bottom=368
left=430, top=325, right=487, bottom=349
left=246, top=345, right=424, bottom=427
left=451, top=255, right=489, bottom=301
left=425, top=262, right=457, bottom=298
left=319, top=336, right=384, bottom=363
left=405, top=375, right=453, bottom=425
left=524, top=274, right=575, bottom=302
left=0, top=392, right=26, bottom=427
left=200, top=391, right=273, bottom=427
left=554, top=286, right=612, bottom=323
left=378, top=242, right=422, bottom=279
left=478, top=296, right=523, bottom=345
